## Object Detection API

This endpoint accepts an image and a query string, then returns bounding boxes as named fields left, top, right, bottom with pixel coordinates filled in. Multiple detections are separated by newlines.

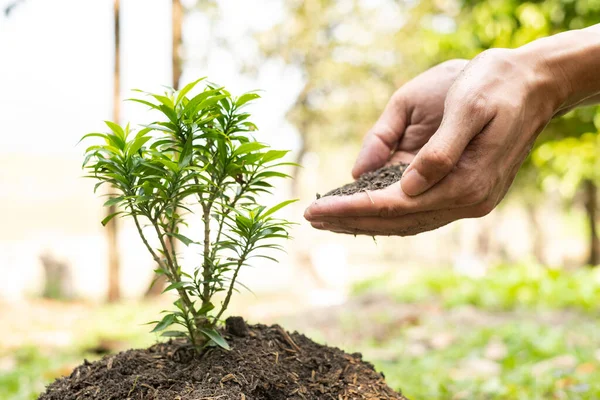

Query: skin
left=305, top=24, right=600, bottom=236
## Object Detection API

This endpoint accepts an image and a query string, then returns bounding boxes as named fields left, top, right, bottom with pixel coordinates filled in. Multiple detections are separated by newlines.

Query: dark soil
left=39, top=319, right=407, bottom=400
left=322, top=164, right=408, bottom=197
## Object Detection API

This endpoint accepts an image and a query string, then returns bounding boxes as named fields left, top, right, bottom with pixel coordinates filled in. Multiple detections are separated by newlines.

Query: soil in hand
left=39, top=319, right=407, bottom=400
left=322, top=163, right=409, bottom=197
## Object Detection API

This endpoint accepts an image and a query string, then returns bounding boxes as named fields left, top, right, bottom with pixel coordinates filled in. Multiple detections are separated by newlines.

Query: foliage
left=0, top=347, right=73, bottom=400
left=534, top=111, right=600, bottom=198
left=374, top=321, right=600, bottom=400
left=347, top=263, right=600, bottom=398
left=81, top=78, right=296, bottom=349
left=354, top=262, right=600, bottom=312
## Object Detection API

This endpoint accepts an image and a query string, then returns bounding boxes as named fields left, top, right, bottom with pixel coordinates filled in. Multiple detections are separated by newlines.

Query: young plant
left=81, top=78, right=296, bottom=350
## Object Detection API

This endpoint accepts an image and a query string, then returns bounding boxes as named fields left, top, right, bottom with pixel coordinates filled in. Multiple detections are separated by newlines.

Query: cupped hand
left=352, top=59, right=469, bottom=178
left=304, top=49, right=564, bottom=236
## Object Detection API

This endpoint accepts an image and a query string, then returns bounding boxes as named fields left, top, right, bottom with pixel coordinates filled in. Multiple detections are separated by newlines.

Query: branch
left=213, top=241, right=250, bottom=324
left=151, top=220, right=197, bottom=319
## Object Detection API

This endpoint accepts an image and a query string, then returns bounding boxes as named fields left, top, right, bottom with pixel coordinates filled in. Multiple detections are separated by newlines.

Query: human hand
left=352, top=59, right=468, bottom=178
left=305, top=48, right=565, bottom=236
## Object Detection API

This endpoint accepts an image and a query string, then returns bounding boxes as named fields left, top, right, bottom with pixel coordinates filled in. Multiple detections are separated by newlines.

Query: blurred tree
left=107, top=0, right=122, bottom=302
left=172, top=0, right=183, bottom=90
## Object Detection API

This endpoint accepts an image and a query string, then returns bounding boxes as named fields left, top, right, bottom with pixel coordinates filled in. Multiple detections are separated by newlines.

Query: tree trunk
left=172, top=0, right=183, bottom=91
left=145, top=0, right=183, bottom=298
left=525, top=201, right=545, bottom=264
left=107, top=0, right=122, bottom=303
left=584, top=179, right=599, bottom=266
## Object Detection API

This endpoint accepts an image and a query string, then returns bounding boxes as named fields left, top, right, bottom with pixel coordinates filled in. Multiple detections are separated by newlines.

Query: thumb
left=401, top=98, right=491, bottom=196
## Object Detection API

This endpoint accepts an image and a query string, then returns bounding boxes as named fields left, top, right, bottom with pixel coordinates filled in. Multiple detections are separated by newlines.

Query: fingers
left=310, top=206, right=479, bottom=236
left=304, top=170, right=470, bottom=220
left=401, top=93, right=493, bottom=196
left=352, top=92, right=408, bottom=179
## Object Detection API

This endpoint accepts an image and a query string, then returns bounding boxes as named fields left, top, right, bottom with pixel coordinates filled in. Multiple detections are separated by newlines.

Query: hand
left=352, top=59, right=468, bottom=178
left=304, top=48, right=564, bottom=236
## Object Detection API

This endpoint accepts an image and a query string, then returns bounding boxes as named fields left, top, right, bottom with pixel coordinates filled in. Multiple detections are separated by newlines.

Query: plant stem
left=151, top=222, right=197, bottom=320
left=201, top=203, right=212, bottom=309
left=210, top=170, right=256, bottom=261
left=132, top=214, right=167, bottom=271
left=213, top=242, right=250, bottom=324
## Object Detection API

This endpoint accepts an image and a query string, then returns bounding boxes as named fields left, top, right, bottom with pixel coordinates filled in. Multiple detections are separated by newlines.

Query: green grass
left=0, top=300, right=163, bottom=400
left=350, top=263, right=600, bottom=399
left=0, top=347, right=82, bottom=400
left=371, top=321, right=600, bottom=399
left=354, top=262, right=600, bottom=312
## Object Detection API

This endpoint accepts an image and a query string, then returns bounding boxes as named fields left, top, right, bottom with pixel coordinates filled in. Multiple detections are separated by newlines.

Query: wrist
left=515, top=25, right=600, bottom=115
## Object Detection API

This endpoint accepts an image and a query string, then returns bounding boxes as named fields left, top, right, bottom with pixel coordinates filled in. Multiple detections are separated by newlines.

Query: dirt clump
left=39, top=320, right=407, bottom=400
left=322, top=163, right=408, bottom=198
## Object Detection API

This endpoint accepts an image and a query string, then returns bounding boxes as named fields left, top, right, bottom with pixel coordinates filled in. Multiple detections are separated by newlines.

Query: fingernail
left=401, top=168, right=428, bottom=196
left=304, top=207, right=314, bottom=221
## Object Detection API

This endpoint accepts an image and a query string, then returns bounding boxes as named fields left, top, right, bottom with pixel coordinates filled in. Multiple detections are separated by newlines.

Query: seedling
left=82, top=79, right=296, bottom=350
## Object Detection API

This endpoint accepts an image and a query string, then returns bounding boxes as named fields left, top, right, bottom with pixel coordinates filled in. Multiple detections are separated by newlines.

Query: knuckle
left=464, top=91, right=489, bottom=117
left=459, top=177, right=492, bottom=206
left=422, top=146, right=455, bottom=174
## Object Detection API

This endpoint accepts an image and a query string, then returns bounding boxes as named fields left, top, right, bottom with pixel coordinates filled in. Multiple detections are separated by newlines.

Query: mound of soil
left=323, top=164, right=408, bottom=197
left=39, top=319, right=407, bottom=400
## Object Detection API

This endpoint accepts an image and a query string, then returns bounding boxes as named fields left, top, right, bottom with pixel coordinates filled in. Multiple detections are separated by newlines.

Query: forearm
left=514, top=24, right=600, bottom=114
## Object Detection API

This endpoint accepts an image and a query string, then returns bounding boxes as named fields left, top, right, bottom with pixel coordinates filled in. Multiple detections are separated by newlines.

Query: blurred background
left=1, top=0, right=600, bottom=399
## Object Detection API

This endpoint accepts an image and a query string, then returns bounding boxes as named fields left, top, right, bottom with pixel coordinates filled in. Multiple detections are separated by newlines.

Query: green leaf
left=162, top=281, right=187, bottom=293
left=196, top=302, right=215, bottom=315
left=126, top=98, right=159, bottom=110
left=104, top=121, right=125, bottom=139
left=128, top=136, right=151, bottom=155
left=200, top=328, right=230, bottom=350
left=134, top=127, right=153, bottom=139
left=261, top=150, right=289, bottom=163
left=167, top=232, right=196, bottom=246
left=101, top=211, right=123, bottom=226
left=194, top=94, right=229, bottom=114
left=151, top=314, right=175, bottom=333
left=236, top=92, right=260, bottom=107
left=176, top=77, right=206, bottom=105
left=154, top=157, right=180, bottom=172
left=151, top=94, right=174, bottom=109
left=178, top=135, right=193, bottom=167
left=233, top=142, right=268, bottom=156
left=103, top=197, right=124, bottom=207
left=159, top=104, right=178, bottom=124
left=78, top=133, right=107, bottom=144
left=261, top=199, right=298, bottom=219
left=255, top=171, right=291, bottom=179
left=183, top=89, right=223, bottom=115
left=161, top=330, right=187, bottom=338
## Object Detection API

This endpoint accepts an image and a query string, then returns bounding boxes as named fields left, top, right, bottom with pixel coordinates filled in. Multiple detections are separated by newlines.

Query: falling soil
left=322, top=164, right=409, bottom=197
left=39, top=319, right=407, bottom=400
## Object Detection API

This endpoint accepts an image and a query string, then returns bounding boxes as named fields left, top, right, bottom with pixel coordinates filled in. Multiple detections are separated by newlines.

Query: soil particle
left=226, top=316, right=249, bottom=337
left=323, top=164, right=409, bottom=197
left=39, top=322, right=407, bottom=400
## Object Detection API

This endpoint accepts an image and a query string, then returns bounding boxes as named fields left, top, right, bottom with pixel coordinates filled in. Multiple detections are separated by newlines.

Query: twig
left=276, top=326, right=301, bottom=352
